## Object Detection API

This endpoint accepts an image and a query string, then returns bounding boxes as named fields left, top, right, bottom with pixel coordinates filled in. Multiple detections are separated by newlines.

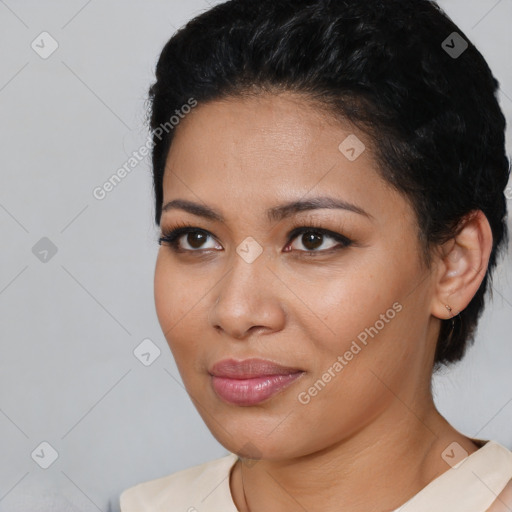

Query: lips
left=210, top=358, right=303, bottom=378
left=209, top=358, right=304, bottom=406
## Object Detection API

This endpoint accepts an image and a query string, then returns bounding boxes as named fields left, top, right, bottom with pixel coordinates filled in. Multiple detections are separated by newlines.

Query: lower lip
left=211, top=373, right=304, bottom=406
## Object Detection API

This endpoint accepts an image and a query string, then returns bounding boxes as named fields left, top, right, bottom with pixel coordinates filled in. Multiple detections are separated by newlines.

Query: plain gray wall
left=0, top=1, right=511, bottom=510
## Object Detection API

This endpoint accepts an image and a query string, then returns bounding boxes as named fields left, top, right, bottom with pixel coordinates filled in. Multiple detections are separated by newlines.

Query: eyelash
left=157, top=219, right=353, bottom=255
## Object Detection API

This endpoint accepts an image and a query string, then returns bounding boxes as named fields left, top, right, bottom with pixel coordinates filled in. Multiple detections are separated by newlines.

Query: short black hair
left=146, top=0, right=510, bottom=369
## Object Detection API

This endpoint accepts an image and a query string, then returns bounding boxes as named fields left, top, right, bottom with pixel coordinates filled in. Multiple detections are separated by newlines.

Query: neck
left=230, top=399, right=479, bottom=512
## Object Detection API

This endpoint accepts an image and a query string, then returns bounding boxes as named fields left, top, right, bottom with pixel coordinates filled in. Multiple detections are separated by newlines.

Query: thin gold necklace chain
left=240, top=458, right=252, bottom=512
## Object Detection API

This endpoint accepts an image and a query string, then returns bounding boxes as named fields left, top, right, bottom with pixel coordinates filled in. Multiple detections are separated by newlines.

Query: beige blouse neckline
left=119, top=440, right=512, bottom=511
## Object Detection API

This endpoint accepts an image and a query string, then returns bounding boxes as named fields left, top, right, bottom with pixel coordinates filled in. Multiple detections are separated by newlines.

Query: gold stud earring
left=445, top=304, right=456, bottom=333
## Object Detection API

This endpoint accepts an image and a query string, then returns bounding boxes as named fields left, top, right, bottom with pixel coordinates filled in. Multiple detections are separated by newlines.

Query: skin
left=153, top=91, right=493, bottom=512
left=486, top=479, right=512, bottom=511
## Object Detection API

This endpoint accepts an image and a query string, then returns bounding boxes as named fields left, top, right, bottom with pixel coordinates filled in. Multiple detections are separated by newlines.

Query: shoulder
left=482, top=441, right=512, bottom=511
left=455, top=440, right=512, bottom=512
left=119, top=453, right=239, bottom=512
left=485, top=478, right=512, bottom=512
left=463, top=440, right=512, bottom=511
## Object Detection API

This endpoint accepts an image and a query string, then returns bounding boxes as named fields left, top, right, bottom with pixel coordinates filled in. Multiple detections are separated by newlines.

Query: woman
left=120, top=0, right=512, bottom=510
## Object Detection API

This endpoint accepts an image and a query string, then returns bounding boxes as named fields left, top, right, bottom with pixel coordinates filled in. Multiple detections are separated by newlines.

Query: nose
left=208, top=252, right=286, bottom=340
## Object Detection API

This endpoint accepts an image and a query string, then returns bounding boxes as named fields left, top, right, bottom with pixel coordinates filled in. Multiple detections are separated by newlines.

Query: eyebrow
left=161, top=197, right=373, bottom=223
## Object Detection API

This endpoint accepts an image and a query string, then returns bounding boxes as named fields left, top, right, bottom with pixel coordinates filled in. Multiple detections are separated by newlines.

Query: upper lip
left=210, top=358, right=303, bottom=378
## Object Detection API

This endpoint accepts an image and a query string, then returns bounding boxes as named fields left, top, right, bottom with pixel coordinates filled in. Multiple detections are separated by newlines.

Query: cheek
left=289, top=250, right=420, bottom=396
left=154, top=254, right=196, bottom=340
left=153, top=253, right=207, bottom=369
left=153, top=254, right=173, bottom=330
left=288, top=258, right=402, bottom=345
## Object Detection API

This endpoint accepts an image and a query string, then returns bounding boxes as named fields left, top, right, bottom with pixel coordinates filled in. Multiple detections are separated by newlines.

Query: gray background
left=0, top=0, right=511, bottom=511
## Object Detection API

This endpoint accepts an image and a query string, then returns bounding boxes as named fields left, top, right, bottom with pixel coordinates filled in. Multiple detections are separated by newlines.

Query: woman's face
left=154, top=92, right=440, bottom=460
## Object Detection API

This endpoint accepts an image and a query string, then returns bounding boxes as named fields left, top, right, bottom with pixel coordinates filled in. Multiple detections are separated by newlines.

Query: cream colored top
left=120, top=440, right=512, bottom=512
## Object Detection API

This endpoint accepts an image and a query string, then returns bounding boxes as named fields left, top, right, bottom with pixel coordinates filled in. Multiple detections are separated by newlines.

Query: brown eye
left=299, top=231, right=325, bottom=251
left=286, top=227, right=352, bottom=253
left=159, top=227, right=222, bottom=251
left=186, top=231, right=209, bottom=249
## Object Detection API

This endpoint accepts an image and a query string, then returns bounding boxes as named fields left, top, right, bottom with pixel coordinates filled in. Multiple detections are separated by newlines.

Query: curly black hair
left=146, top=0, right=510, bottom=369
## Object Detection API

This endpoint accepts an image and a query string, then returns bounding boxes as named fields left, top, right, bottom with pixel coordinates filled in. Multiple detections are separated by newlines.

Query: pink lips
left=209, top=358, right=304, bottom=406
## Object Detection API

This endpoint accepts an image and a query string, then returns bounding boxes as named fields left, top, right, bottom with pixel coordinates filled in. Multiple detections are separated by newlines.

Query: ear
left=430, top=210, right=493, bottom=320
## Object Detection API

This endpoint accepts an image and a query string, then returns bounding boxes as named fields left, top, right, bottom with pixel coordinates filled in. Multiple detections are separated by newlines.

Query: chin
left=210, top=420, right=312, bottom=461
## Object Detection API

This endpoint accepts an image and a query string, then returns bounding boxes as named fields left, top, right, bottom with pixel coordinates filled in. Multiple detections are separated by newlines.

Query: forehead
left=162, top=92, right=406, bottom=224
